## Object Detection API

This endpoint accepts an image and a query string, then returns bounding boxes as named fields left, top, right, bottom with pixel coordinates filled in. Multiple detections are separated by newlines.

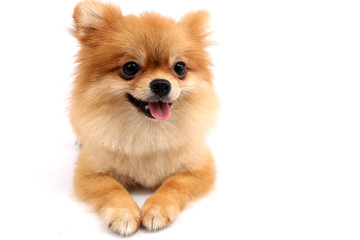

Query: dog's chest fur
left=111, top=152, right=184, bottom=188
left=85, top=144, right=203, bottom=189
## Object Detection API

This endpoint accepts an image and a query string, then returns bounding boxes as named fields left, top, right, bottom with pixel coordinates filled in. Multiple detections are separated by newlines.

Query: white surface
left=0, top=0, right=359, bottom=239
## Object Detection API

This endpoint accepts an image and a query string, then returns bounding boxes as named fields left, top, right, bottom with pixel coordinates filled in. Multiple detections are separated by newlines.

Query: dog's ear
left=71, top=0, right=122, bottom=44
left=179, top=10, right=212, bottom=45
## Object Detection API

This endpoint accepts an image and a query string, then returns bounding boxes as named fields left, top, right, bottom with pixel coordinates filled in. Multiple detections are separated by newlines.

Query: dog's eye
left=173, top=61, right=187, bottom=79
left=121, top=61, right=140, bottom=80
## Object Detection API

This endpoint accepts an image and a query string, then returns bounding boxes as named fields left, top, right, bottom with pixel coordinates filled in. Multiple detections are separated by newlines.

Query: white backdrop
left=0, top=0, right=359, bottom=239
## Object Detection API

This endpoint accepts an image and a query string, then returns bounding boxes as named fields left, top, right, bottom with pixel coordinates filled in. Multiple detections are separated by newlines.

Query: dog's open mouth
left=127, top=94, right=173, bottom=120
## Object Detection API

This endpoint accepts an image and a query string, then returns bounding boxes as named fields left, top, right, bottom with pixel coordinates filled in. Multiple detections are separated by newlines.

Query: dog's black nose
left=150, top=79, right=171, bottom=97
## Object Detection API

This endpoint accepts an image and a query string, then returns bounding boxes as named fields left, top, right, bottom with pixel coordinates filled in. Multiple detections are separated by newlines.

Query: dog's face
left=71, top=1, right=218, bottom=152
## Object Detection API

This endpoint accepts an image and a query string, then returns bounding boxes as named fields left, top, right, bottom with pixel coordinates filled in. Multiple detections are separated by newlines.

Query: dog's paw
left=141, top=197, right=180, bottom=231
left=100, top=207, right=140, bottom=236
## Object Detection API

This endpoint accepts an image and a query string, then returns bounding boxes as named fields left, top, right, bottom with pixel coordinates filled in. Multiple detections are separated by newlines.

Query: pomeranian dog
left=69, top=0, right=219, bottom=236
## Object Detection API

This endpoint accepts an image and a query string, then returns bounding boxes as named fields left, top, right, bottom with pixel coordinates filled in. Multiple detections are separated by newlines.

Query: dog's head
left=70, top=1, right=218, bottom=152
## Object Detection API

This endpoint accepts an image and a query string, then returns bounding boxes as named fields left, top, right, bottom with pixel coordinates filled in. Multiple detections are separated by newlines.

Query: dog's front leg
left=73, top=155, right=140, bottom=236
left=141, top=157, right=216, bottom=231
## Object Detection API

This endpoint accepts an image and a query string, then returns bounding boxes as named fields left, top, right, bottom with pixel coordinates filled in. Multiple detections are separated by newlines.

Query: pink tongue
left=148, top=102, right=171, bottom=120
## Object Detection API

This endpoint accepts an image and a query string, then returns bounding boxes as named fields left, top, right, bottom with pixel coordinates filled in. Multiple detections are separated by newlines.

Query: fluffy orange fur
left=70, top=0, right=219, bottom=236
